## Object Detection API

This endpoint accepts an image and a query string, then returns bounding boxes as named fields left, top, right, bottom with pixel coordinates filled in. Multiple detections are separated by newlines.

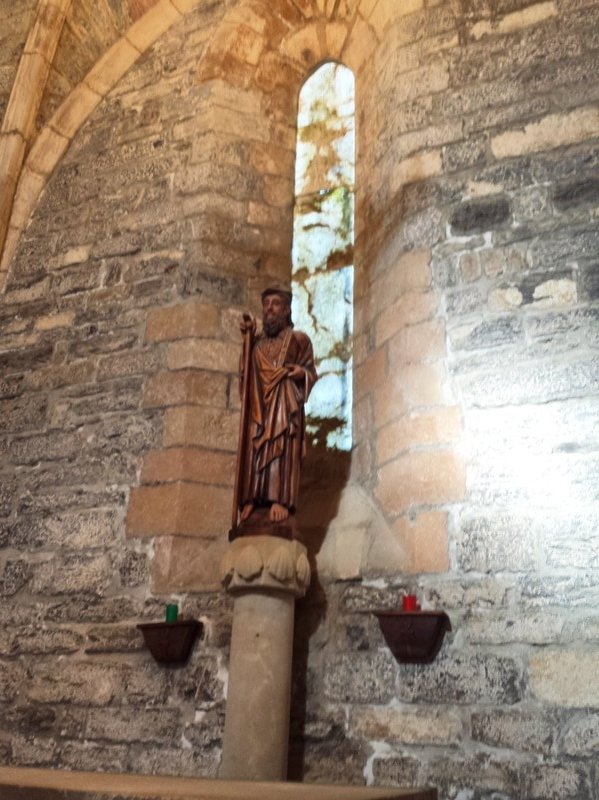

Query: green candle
left=165, top=603, right=178, bottom=623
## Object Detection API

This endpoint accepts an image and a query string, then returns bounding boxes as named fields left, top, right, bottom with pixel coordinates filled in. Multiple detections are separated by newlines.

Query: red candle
left=402, top=593, right=418, bottom=611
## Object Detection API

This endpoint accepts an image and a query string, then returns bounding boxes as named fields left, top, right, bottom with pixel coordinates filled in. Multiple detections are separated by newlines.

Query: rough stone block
left=31, top=554, right=112, bottom=596
left=0, top=561, right=31, bottom=597
left=145, top=300, right=220, bottom=342
left=464, top=610, right=565, bottom=645
left=529, top=649, right=599, bottom=707
left=553, top=176, right=599, bottom=210
left=26, top=660, right=125, bottom=706
left=371, top=756, right=421, bottom=788
left=0, top=394, right=47, bottom=433
left=58, top=741, right=130, bottom=773
left=97, top=349, right=162, bottom=381
left=562, top=713, right=599, bottom=756
left=324, top=652, right=396, bottom=703
left=11, top=627, right=85, bottom=655
left=491, top=106, right=599, bottom=159
left=391, top=149, right=443, bottom=192
left=523, top=763, right=592, bottom=800
left=350, top=706, right=462, bottom=744
left=376, top=407, right=461, bottom=465
left=141, top=446, right=235, bottom=486
left=143, top=369, right=227, bottom=408
left=450, top=197, right=510, bottom=234
left=423, top=577, right=511, bottom=610
left=423, top=753, right=520, bottom=799
left=355, top=346, right=386, bottom=399
left=374, top=363, right=447, bottom=427
left=397, top=651, right=523, bottom=704
left=456, top=513, right=540, bottom=572
left=375, top=290, right=438, bottom=347
left=389, top=317, right=446, bottom=369
left=85, top=624, right=145, bottom=654
left=376, top=450, right=466, bottom=515
left=471, top=708, right=557, bottom=755
left=449, top=315, right=523, bottom=351
left=458, top=356, right=599, bottom=408
left=151, top=534, right=227, bottom=592
left=166, top=338, right=237, bottom=374
left=127, top=481, right=230, bottom=538
left=85, top=706, right=181, bottom=743
left=163, top=405, right=238, bottom=451
left=393, top=510, right=450, bottom=573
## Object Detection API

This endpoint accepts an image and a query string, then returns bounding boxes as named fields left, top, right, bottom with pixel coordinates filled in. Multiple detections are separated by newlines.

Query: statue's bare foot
left=269, top=503, right=289, bottom=522
left=239, top=503, right=254, bottom=522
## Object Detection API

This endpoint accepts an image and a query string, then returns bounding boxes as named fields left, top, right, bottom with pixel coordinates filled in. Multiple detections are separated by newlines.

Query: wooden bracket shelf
left=372, top=610, right=451, bottom=664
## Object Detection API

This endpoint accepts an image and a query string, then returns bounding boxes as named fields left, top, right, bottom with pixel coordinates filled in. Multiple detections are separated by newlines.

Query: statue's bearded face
left=262, top=293, right=290, bottom=337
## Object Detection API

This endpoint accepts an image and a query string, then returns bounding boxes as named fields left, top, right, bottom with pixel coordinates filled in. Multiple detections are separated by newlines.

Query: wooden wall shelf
left=372, top=610, right=451, bottom=664
left=137, top=620, right=203, bottom=665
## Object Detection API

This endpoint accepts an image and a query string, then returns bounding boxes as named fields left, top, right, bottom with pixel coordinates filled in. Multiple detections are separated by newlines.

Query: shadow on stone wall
left=288, top=437, right=351, bottom=781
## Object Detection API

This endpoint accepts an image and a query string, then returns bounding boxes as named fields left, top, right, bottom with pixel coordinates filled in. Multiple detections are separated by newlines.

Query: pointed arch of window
left=291, top=61, right=355, bottom=452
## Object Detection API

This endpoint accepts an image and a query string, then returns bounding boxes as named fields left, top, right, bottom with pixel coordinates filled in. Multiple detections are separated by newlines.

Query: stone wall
left=0, top=0, right=36, bottom=125
left=301, top=0, right=599, bottom=796
left=0, top=0, right=598, bottom=797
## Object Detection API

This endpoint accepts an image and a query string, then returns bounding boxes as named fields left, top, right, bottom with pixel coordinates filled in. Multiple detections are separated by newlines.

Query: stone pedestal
left=219, top=535, right=311, bottom=781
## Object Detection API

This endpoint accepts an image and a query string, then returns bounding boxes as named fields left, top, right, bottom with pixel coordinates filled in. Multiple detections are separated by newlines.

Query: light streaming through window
left=291, top=62, right=355, bottom=451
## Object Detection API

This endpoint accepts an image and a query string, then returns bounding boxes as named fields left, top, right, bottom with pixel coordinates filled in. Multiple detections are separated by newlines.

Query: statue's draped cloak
left=240, top=327, right=317, bottom=511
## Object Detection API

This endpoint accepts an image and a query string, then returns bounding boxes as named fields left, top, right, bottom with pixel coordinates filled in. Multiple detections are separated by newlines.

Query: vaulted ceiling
left=0, top=0, right=378, bottom=279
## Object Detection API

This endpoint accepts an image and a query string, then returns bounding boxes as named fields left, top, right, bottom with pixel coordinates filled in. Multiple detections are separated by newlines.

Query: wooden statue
left=231, top=285, right=318, bottom=536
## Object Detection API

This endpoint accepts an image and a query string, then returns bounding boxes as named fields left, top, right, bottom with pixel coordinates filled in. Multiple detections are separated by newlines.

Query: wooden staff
left=231, top=314, right=255, bottom=534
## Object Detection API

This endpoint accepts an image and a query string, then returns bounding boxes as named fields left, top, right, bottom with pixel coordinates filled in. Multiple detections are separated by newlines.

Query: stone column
left=219, top=535, right=311, bottom=781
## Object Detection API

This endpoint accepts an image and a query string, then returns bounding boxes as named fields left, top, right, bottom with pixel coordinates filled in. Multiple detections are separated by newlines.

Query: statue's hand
left=239, top=313, right=256, bottom=337
left=287, top=364, right=304, bottom=380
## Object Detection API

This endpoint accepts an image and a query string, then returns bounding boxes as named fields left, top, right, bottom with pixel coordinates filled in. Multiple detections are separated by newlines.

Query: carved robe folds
left=240, top=327, right=317, bottom=513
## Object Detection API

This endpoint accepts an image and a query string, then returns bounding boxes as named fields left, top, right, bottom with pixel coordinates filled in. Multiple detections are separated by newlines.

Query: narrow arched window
left=291, top=62, right=355, bottom=452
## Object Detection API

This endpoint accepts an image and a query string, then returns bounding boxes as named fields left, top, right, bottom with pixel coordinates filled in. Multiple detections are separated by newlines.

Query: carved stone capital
left=221, top=535, right=311, bottom=598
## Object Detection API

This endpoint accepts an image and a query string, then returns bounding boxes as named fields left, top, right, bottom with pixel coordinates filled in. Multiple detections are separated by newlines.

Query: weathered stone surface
left=553, top=176, right=599, bottom=210
left=529, top=649, right=599, bottom=707
left=85, top=707, right=182, bottom=743
left=118, top=550, right=149, bottom=588
left=449, top=197, right=510, bottom=234
left=371, top=756, right=421, bottom=787
left=31, top=555, right=112, bottom=596
left=471, top=708, right=557, bottom=755
left=10, top=627, right=84, bottom=656
left=422, top=753, right=520, bottom=799
left=298, top=739, right=368, bottom=786
left=396, top=651, right=523, bottom=704
left=449, top=315, right=523, bottom=351
left=324, top=652, right=396, bottom=704
left=0, top=561, right=31, bottom=596
left=26, top=661, right=125, bottom=706
left=463, top=610, right=564, bottom=644
left=351, top=706, right=463, bottom=744
left=85, top=625, right=144, bottom=654
left=458, top=356, right=599, bottom=407
left=126, top=481, right=230, bottom=538
left=456, top=513, right=539, bottom=572
left=522, top=763, right=592, bottom=800
left=562, top=712, right=599, bottom=755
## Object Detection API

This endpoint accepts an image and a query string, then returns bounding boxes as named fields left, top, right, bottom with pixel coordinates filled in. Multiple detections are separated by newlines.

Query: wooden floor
left=0, top=767, right=436, bottom=800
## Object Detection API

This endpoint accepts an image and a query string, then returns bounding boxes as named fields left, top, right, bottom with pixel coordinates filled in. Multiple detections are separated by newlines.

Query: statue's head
left=261, top=285, right=293, bottom=336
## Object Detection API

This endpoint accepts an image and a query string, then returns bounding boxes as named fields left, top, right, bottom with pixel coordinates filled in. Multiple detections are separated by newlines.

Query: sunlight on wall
left=292, top=62, right=355, bottom=451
